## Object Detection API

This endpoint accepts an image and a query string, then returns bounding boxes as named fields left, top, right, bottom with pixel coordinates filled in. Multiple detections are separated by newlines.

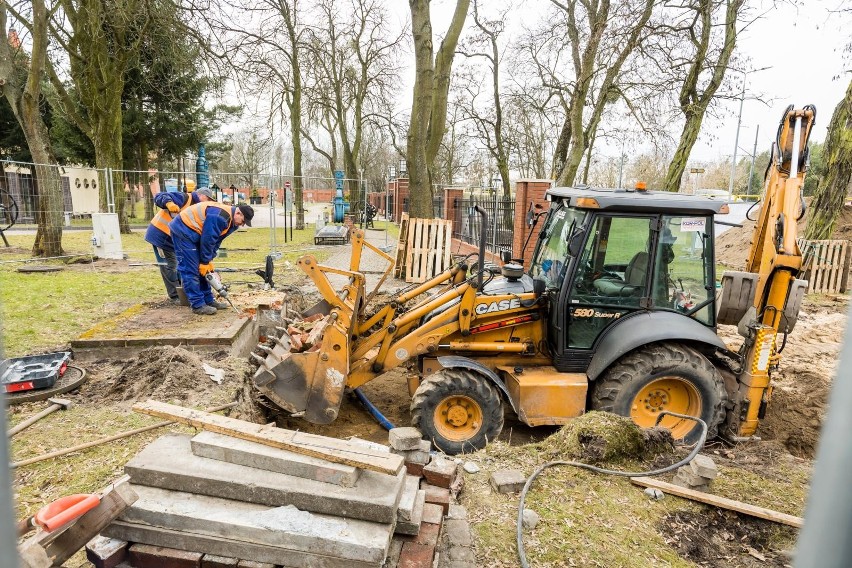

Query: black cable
left=516, top=412, right=708, bottom=568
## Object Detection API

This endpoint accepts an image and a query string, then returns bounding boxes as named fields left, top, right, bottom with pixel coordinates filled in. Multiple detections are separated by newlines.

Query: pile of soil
left=538, top=411, right=675, bottom=463
left=715, top=202, right=852, bottom=269
left=101, top=345, right=220, bottom=403
left=659, top=509, right=796, bottom=567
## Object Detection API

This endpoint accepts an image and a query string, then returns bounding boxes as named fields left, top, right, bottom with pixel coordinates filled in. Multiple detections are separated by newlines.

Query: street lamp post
left=728, top=66, right=771, bottom=195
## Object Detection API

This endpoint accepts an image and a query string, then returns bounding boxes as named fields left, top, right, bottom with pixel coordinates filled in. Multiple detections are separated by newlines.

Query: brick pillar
left=512, top=180, right=553, bottom=269
left=394, top=178, right=410, bottom=223
left=444, top=188, right=463, bottom=227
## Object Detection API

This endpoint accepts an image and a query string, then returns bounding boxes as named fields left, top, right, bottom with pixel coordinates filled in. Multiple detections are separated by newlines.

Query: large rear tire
left=590, top=342, right=726, bottom=444
left=411, top=369, right=504, bottom=455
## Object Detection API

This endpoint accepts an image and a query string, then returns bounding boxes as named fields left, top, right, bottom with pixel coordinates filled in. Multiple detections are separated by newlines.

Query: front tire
left=411, top=369, right=504, bottom=455
left=590, top=342, right=726, bottom=444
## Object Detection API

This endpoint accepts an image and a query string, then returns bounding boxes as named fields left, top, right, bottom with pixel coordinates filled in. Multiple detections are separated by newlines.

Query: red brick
left=128, top=543, right=202, bottom=568
left=423, top=457, right=456, bottom=488
left=414, top=521, right=441, bottom=547
left=85, top=535, right=128, bottom=568
left=398, top=541, right=435, bottom=568
left=421, top=483, right=451, bottom=514
left=406, top=462, right=425, bottom=477
left=512, top=180, right=553, bottom=269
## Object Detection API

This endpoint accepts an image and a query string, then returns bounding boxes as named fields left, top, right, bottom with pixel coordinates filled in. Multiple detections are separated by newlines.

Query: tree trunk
left=407, top=0, right=469, bottom=218
left=805, top=80, right=852, bottom=240
left=0, top=0, right=63, bottom=257
left=664, top=109, right=704, bottom=192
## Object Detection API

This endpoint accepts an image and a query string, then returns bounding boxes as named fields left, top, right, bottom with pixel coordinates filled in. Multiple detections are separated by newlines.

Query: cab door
left=555, top=214, right=656, bottom=370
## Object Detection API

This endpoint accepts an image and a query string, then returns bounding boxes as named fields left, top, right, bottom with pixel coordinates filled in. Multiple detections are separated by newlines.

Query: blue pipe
left=353, top=388, right=396, bottom=431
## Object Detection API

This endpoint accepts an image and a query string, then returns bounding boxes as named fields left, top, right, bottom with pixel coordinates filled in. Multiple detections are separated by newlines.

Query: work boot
left=168, top=298, right=181, bottom=305
left=208, top=300, right=229, bottom=310
left=192, top=305, right=217, bottom=315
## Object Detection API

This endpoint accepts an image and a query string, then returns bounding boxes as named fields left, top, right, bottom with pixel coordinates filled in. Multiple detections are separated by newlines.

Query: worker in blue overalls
left=144, top=187, right=214, bottom=304
left=169, top=201, right=254, bottom=315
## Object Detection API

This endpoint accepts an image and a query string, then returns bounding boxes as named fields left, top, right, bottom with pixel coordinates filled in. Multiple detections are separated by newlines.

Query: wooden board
left=630, top=477, right=803, bottom=528
left=394, top=213, right=409, bottom=279
left=133, top=400, right=404, bottom=476
left=19, top=476, right=138, bottom=566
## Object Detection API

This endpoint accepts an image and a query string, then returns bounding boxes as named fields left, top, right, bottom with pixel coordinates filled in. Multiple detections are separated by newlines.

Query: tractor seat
left=593, top=252, right=648, bottom=297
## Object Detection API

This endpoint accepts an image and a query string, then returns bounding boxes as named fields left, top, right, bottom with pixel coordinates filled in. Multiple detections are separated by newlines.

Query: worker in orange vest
left=169, top=202, right=254, bottom=315
left=144, top=187, right=214, bottom=304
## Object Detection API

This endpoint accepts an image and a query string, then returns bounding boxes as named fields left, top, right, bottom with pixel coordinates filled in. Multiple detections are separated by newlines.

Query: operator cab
left=530, top=186, right=728, bottom=372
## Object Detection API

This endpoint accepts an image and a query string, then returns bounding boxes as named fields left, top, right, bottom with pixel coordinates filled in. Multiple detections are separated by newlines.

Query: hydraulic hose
left=353, top=388, right=396, bottom=431
left=516, top=412, right=708, bottom=568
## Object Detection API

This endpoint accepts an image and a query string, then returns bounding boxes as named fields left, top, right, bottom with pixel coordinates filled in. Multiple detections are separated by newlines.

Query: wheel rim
left=630, top=376, right=702, bottom=440
left=433, top=395, right=483, bottom=442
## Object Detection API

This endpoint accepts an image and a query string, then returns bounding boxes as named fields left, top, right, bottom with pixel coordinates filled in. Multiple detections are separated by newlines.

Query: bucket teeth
left=258, top=345, right=274, bottom=355
left=250, top=353, right=267, bottom=366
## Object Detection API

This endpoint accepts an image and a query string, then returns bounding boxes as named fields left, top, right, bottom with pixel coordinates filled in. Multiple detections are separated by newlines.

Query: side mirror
left=500, top=250, right=511, bottom=264
left=533, top=278, right=546, bottom=298
left=567, top=228, right=585, bottom=258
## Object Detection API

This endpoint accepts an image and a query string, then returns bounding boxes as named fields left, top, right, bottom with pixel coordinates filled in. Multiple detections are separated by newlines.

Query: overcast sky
left=396, top=0, right=850, bottom=164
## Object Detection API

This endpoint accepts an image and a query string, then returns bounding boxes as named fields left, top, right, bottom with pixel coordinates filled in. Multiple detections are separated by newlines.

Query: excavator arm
left=720, top=105, right=816, bottom=438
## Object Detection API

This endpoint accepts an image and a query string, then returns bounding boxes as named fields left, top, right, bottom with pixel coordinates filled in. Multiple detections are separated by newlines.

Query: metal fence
left=0, top=159, right=372, bottom=261
left=451, top=193, right=516, bottom=256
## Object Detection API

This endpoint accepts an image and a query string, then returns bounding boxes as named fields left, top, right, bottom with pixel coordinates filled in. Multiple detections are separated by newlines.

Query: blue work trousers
left=152, top=246, right=179, bottom=301
left=172, top=235, right=213, bottom=309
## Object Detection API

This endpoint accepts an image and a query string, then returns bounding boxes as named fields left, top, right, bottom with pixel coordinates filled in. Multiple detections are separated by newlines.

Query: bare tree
left=457, top=0, right=511, bottom=198
left=0, top=1, right=64, bottom=256
left=226, top=0, right=309, bottom=228
left=662, top=0, right=745, bottom=191
left=302, top=0, right=403, bottom=216
left=539, top=0, right=655, bottom=185
left=41, top=0, right=154, bottom=233
left=407, top=0, right=470, bottom=218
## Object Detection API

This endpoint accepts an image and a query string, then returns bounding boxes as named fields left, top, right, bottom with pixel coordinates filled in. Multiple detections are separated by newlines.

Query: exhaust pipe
left=474, top=205, right=487, bottom=290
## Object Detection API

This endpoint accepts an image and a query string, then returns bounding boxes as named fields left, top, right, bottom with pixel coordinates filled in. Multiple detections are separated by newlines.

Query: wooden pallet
left=405, top=217, right=453, bottom=283
left=799, top=239, right=851, bottom=294
left=393, top=213, right=410, bottom=278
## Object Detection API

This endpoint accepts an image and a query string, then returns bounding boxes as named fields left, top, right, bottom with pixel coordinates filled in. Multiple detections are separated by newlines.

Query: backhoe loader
left=253, top=105, right=815, bottom=454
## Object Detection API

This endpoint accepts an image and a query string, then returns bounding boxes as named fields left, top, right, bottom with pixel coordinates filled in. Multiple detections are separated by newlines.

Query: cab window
left=530, top=204, right=585, bottom=289
left=652, top=215, right=714, bottom=325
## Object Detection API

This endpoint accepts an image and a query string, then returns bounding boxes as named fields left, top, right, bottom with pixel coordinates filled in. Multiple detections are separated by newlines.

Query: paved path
left=298, top=227, right=409, bottom=295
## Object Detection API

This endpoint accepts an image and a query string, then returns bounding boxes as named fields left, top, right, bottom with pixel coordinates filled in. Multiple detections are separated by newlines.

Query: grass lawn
left=0, top=226, right=331, bottom=357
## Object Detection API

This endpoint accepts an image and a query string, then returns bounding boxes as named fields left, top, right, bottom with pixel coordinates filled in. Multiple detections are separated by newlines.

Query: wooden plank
left=394, top=213, right=409, bottom=278
left=630, top=477, right=803, bottom=528
left=841, top=241, right=851, bottom=292
left=419, top=219, right=430, bottom=282
left=20, top=476, right=138, bottom=566
left=406, top=218, right=420, bottom=282
left=831, top=241, right=844, bottom=292
left=132, top=401, right=403, bottom=475
left=434, top=222, right=444, bottom=276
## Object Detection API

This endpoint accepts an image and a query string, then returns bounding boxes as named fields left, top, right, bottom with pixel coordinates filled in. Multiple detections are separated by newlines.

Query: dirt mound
left=716, top=203, right=852, bottom=269
left=758, top=366, right=830, bottom=458
left=538, top=411, right=675, bottom=463
left=659, top=509, right=796, bottom=567
left=101, top=346, right=213, bottom=403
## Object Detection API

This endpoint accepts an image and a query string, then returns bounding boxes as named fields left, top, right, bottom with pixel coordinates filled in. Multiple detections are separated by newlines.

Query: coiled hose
left=517, top=412, right=708, bottom=568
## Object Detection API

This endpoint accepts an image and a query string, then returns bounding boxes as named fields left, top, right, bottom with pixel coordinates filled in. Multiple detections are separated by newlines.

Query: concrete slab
left=104, top=521, right=382, bottom=568
left=125, top=435, right=404, bottom=524
left=191, top=431, right=360, bottom=487
left=121, top=485, right=392, bottom=564
left=397, top=476, right=421, bottom=522
left=389, top=428, right=422, bottom=451
left=396, top=491, right=426, bottom=536
left=71, top=303, right=256, bottom=358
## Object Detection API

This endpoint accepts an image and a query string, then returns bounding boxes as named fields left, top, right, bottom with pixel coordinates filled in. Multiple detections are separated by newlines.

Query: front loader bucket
left=252, top=314, right=350, bottom=424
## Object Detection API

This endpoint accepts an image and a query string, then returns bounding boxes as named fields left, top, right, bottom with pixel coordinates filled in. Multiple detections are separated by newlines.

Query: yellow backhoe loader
left=253, top=105, right=815, bottom=454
